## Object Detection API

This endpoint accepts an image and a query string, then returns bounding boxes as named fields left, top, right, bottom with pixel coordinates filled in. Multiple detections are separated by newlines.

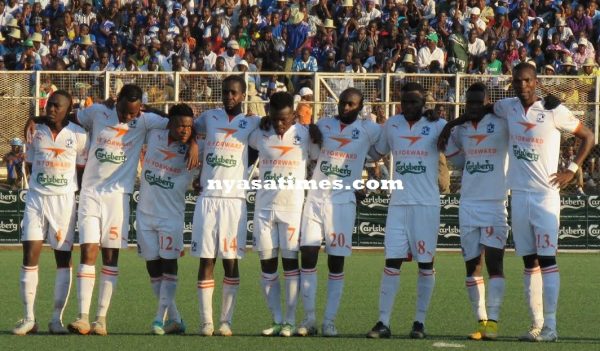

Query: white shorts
left=136, top=211, right=184, bottom=260
left=21, top=191, right=76, bottom=251
left=78, top=189, right=130, bottom=249
left=459, top=200, right=509, bottom=261
left=511, top=191, right=560, bottom=257
left=384, top=205, right=440, bottom=262
left=190, top=196, right=247, bottom=259
left=253, top=208, right=301, bottom=253
left=300, top=201, right=355, bottom=257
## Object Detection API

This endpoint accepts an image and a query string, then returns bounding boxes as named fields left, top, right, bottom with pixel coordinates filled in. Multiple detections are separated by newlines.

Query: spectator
left=284, top=9, right=310, bottom=71
left=568, top=4, right=593, bottom=39
left=463, top=6, right=486, bottom=36
left=467, top=29, right=487, bottom=58
left=547, top=17, right=574, bottom=42
left=292, top=47, right=318, bottom=73
left=295, top=86, right=313, bottom=125
left=417, top=32, right=445, bottom=71
left=220, top=40, right=241, bottom=72
left=572, top=37, right=595, bottom=68
left=3, top=137, right=24, bottom=189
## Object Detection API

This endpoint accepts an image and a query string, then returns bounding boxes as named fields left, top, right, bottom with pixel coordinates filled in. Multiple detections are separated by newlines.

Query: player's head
left=167, top=103, right=194, bottom=143
left=116, top=84, right=143, bottom=123
left=45, top=90, right=73, bottom=125
left=222, top=75, right=246, bottom=114
left=400, top=82, right=426, bottom=121
left=268, top=91, right=295, bottom=136
left=338, top=87, right=364, bottom=124
left=512, top=62, right=538, bottom=105
left=465, top=82, right=489, bottom=121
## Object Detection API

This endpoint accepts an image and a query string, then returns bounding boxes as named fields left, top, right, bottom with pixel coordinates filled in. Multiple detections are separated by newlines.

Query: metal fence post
left=173, top=72, right=180, bottom=114
left=384, top=73, right=393, bottom=181
left=313, top=72, right=320, bottom=121
left=454, top=73, right=460, bottom=119
left=34, top=71, right=41, bottom=117
left=104, top=71, right=110, bottom=100
left=596, top=76, right=599, bottom=145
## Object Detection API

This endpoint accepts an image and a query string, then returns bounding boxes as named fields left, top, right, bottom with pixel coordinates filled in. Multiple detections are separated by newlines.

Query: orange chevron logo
left=108, top=126, right=128, bottom=137
left=468, top=134, right=488, bottom=145
left=270, top=146, right=294, bottom=157
left=43, top=147, right=66, bottom=158
left=400, top=136, right=422, bottom=146
left=330, top=137, right=352, bottom=148
left=218, top=128, right=238, bottom=139
left=158, top=148, right=178, bottom=161
left=518, top=122, right=537, bottom=132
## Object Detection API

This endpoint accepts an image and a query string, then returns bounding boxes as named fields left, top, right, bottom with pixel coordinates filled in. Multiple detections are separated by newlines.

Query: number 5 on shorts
left=109, top=226, right=119, bottom=240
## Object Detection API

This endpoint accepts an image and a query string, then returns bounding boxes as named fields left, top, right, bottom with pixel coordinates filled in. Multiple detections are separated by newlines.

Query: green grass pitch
left=1, top=248, right=599, bottom=351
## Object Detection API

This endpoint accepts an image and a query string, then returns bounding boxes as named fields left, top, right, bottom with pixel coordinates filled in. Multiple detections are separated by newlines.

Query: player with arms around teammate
left=191, top=75, right=261, bottom=337
left=248, top=92, right=320, bottom=337
left=137, top=104, right=197, bottom=335
left=13, top=90, right=88, bottom=335
left=439, top=82, right=510, bottom=340
left=297, top=88, right=381, bottom=337
left=68, top=84, right=197, bottom=336
left=366, top=82, right=446, bottom=339
left=494, top=63, right=594, bottom=342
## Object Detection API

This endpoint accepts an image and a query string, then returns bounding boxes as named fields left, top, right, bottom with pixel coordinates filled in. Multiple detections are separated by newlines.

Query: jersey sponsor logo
left=589, top=224, right=600, bottom=238
left=512, top=145, right=539, bottom=162
left=439, top=223, right=460, bottom=238
left=108, top=126, right=129, bottom=137
left=440, top=195, right=460, bottom=209
left=330, top=137, right=352, bottom=148
left=468, top=134, right=488, bottom=145
left=206, top=153, right=237, bottom=168
left=270, top=145, right=295, bottom=157
left=144, top=170, right=175, bottom=189
left=95, top=148, right=127, bottom=164
left=0, top=192, right=19, bottom=204
left=560, top=197, right=586, bottom=210
left=588, top=195, right=600, bottom=209
left=518, top=121, right=537, bottom=132
left=395, top=161, right=426, bottom=175
left=43, top=147, right=66, bottom=158
left=263, top=171, right=296, bottom=183
left=351, top=128, right=360, bottom=139
left=0, top=219, right=18, bottom=233
left=558, top=224, right=586, bottom=239
left=421, top=126, right=430, bottom=135
left=36, top=173, right=68, bottom=187
left=218, top=128, right=237, bottom=139
left=359, top=221, right=385, bottom=236
left=486, top=123, right=495, bottom=133
left=465, top=160, right=494, bottom=174
left=319, top=161, right=351, bottom=177
left=158, top=148, right=178, bottom=161
left=400, top=136, right=422, bottom=146
left=361, top=195, right=390, bottom=208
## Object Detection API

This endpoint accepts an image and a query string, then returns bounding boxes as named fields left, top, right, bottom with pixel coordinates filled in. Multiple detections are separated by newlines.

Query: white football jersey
left=77, top=104, right=168, bottom=194
left=445, top=114, right=509, bottom=201
left=494, top=98, right=581, bottom=193
left=376, top=115, right=446, bottom=206
left=249, top=124, right=319, bottom=210
left=138, top=129, right=195, bottom=218
left=194, top=109, right=260, bottom=198
left=307, top=117, right=381, bottom=204
left=26, top=122, right=88, bottom=196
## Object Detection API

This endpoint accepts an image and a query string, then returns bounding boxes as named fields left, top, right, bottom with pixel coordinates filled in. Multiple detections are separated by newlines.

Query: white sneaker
left=535, top=326, right=558, bottom=342
left=518, top=325, right=542, bottom=341
left=12, top=319, right=38, bottom=335
left=48, top=320, right=69, bottom=334
left=322, top=320, right=338, bottom=337
left=217, top=322, right=233, bottom=336
left=261, top=323, right=282, bottom=336
left=280, top=323, right=295, bottom=337
left=296, top=318, right=318, bottom=336
left=200, top=322, right=214, bottom=336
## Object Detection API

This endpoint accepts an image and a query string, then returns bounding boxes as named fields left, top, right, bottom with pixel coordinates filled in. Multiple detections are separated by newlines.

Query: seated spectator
left=220, top=40, right=242, bottom=72
left=417, top=32, right=445, bottom=71
left=467, top=29, right=487, bottom=58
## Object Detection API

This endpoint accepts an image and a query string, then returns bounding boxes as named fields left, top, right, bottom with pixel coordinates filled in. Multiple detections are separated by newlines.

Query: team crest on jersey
left=65, top=138, right=74, bottom=148
left=238, top=119, right=247, bottom=129
left=177, top=144, right=187, bottom=154
left=351, top=128, right=360, bottom=139
left=293, top=135, right=302, bottom=145
left=421, top=126, right=430, bottom=136
left=486, top=123, right=495, bottom=133
left=536, top=113, right=545, bottom=123
left=128, top=119, right=138, bottom=128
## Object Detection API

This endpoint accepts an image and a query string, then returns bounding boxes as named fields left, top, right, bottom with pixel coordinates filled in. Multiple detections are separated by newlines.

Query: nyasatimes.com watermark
left=207, top=177, right=404, bottom=192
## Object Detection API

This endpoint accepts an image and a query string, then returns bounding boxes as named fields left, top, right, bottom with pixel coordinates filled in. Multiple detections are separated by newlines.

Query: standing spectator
left=568, top=5, right=593, bottom=39
left=201, top=41, right=217, bottom=71
left=547, top=17, right=574, bottom=42
left=467, top=29, right=487, bottom=58
left=417, top=32, right=445, bottom=71
left=292, top=47, right=318, bottom=73
left=447, top=23, right=469, bottom=73
left=220, top=40, right=242, bottom=72
left=284, top=9, right=310, bottom=72
left=3, top=137, right=24, bottom=189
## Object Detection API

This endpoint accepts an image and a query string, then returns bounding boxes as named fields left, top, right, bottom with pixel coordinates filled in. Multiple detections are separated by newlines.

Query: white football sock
left=465, top=276, right=487, bottom=321
left=541, top=265, right=560, bottom=330
left=261, top=272, right=282, bottom=324
left=487, top=276, right=505, bottom=322
left=157, top=274, right=180, bottom=323
left=150, top=276, right=161, bottom=298
left=324, top=272, right=344, bottom=322
left=96, top=266, right=118, bottom=318
left=77, top=264, right=95, bottom=318
left=51, top=267, right=72, bottom=322
left=300, top=268, right=317, bottom=322
left=20, top=265, right=38, bottom=321
left=379, top=267, right=400, bottom=326
left=415, top=269, right=435, bottom=324
left=220, top=277, right=240, bottom=324
left=283, top=269, right=300, bottom=325
left=523, top=267, right=544, bottom=328
left=197, top=280, right=215, bottom=324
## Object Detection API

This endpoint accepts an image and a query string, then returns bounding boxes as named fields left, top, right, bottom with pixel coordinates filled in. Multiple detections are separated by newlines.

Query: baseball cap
left=173, top=3, right=182, bottom=10
left=426, top=32, right=439, bottom=43
left=227, top=40, right=240, bottom=49
left=299, top=87, right=313, bottom=97
left=237, top=59, right=249, bottom=68
left=471, top=7, right=481, bottom=15
left=579, top=38, right=588, bottom=46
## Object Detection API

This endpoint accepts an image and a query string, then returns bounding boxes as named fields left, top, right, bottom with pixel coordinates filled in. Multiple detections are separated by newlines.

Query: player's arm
left=437, top=114, right=473, bottom=151
left=551, top=124, right=594, bottom=188
left=444, top=127, right=466, bottom=169
left=75, top=130, right=89, bottom=189
left=368, top=121, right=388, bottom=162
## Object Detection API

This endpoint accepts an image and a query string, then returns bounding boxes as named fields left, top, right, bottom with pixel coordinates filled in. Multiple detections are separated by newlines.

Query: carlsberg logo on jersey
left=36, top=173, right=68, bottom=187
left=359, top=222, right=385, bottom=236
left=144, top=170, right=175, bottom=189
left=465, top=160, right=494, bottom=174
left=206, top=153, right=237, bottom=168
left=263, top=171, right=296, bottom=183
left=513, top=145, right=539, bottom=161
left=0, top=219, right=18, bottom=233
left=95, top=148, right=127, bottom=164
left=396, top=161, right=426, bottom=175
left=320, top=161, right=351, bottom=177
left=558, top=225, right=586, bottom=239
left=560, top=197, right=586, bottom=210
left=0, top=192, right=18, bottom=204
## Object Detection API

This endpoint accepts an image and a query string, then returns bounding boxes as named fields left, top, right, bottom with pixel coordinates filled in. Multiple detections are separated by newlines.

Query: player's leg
left=219, top=258, right=239, bottom=336
left=13, top=240, right=42, bottom=335
left=367, top=205, right=407, bottom=339
left=482, top=245, right=505, bottom=340
left=49, top=250, right=72, bottom=334
left=197, top=257, right=217, bottom=336
left=277, top=210, right=301, bottom=337
left=460, top=225, right=487, bottom=340
left=92, top=247, right=120, bottom=335
left=158, top=221, right=185, bottom=335
left=145, top=259, right=165, bottom=334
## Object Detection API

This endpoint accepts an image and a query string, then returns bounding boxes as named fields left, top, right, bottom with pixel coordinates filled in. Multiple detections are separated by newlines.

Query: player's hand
left=259, top=115, right=271, bottom=131
left=550, top=170, right=575, bottom=188
left=543, top=94, right=561, bottom=110
left=308, top=123, right=323, bottom=146
left=437, top=124, right=453, bottom=151
left=185, top=139, right=200, bottom=170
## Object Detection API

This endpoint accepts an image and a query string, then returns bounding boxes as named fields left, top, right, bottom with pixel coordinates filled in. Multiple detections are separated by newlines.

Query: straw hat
left=342, top=0, right=353, bottom=7
left=79, top=34, right=93, bottom=46
left=290, top=10, right=304, bottom=25
left=6, top=18, right=19, bottom=28
left=561, top=56, right=575, bottom=66
left=322, top=18, right=336, bottom=29
left=403, top=54, right=415, bottom=64
left=582, top=57, right=597, bottom=67
left=29, top=32, right=42, bottom=42
left=8, top=28, right=21, bottom=40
